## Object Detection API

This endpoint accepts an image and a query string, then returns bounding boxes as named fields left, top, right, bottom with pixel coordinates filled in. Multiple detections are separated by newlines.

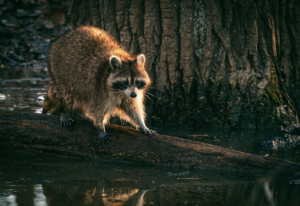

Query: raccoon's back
left=48, top=26, right=123, bottom=100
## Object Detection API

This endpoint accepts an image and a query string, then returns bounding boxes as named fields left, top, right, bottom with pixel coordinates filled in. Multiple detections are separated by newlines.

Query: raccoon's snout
left=130, top=92, right=137, bottom=98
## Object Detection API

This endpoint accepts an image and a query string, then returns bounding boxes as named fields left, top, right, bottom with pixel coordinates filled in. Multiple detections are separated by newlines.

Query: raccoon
left=42, top=25, right=156, bottom=142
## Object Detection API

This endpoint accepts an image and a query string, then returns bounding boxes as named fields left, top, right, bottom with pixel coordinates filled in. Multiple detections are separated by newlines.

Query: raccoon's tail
left=43, top=59, right=60, bottom=114
left=42, top=96, right=60, bottom=114
left=42, top=97, right=56, bottom=114
left=42, top=86, right=60, bottom=114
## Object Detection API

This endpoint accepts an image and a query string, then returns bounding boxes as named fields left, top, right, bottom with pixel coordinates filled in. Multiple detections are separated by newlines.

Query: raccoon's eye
left=136, top=80, right=146, bottom=89
left=123, top=81, right=128, bottom=85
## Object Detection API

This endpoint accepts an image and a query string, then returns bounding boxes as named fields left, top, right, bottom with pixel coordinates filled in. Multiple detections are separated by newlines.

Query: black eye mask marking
left=136, top=80, right=146, bottom=89
left=113, top=81, right=128, bottom=90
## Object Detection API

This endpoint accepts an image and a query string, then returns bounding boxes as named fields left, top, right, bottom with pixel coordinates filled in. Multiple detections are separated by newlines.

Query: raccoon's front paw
left=98, top=130, right=111, bottom=143
left=60, top=114, right=73, bottom=128
left=142, top=128, right=156, bottom=136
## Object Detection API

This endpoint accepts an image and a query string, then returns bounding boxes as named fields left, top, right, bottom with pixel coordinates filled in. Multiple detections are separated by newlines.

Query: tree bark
left=0, top=111, right=299, bottom=174
left=69, top=0, right=300, bottom=129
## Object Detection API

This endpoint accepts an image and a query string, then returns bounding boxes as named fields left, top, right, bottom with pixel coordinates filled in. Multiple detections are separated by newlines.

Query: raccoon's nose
left=130, top=92, right=137, bottom=98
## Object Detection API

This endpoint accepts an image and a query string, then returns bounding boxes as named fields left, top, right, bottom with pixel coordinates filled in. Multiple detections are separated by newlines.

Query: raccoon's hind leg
left=60, top=112, right=73, bottom=128
left=58, top=104, right=74, bottom=128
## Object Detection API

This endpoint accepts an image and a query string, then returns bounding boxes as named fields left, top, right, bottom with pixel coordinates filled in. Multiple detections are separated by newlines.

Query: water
left=0, top=69, right=48, bottom=114
left=0, top=153, right=300, bottom=206
left=1, top=71, right=300, bottom=205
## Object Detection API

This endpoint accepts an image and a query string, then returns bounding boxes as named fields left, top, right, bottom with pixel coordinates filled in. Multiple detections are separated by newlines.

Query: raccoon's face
left=111, top=77, right=147, bottom=98
left=107, top=54, right=151, bottom=98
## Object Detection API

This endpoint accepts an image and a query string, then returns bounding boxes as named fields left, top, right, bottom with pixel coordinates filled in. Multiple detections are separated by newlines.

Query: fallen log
left=0, top=111, right=299, bottom=174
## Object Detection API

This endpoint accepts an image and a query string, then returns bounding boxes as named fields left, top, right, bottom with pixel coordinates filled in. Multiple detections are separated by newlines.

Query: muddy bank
left=0, top=111, right=299, bottom=175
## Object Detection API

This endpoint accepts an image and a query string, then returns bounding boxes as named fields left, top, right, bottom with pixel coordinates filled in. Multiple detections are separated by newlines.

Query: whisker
left=145, top=92, right=159, bottom=98
left=144, top=94, right=154, bottom=104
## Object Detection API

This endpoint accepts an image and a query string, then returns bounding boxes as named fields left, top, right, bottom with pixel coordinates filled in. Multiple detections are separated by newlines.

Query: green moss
left=268, top=66, right=283, bottom=104
left=267, top=64, right=299, bottom=125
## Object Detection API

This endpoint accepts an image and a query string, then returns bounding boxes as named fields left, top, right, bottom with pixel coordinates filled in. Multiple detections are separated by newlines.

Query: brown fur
left=43, top=26, right=155, bottom=139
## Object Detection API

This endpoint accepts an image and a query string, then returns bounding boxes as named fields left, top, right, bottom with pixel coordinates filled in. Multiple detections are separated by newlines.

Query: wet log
left=0, top=111, right=299, bottom=174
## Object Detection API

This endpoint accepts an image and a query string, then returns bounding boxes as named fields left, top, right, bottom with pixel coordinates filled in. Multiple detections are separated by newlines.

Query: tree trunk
left=1, top=111, right=300, bottom=174
left=69, top=0, right=300, bottom=129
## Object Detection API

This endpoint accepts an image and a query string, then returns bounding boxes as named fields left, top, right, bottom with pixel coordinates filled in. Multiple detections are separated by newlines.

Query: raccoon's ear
left=109, top=55, right=122, bottom=71
left=137, top=54, right=146, bottom=67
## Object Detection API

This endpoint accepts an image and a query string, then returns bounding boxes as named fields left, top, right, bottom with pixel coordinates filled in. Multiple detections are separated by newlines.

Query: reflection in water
left=34, top=185, right=47, bottom=206
left=263, top=182, right=275, bottom=206
left=101, top=185, right=139, bottom=206
left=1, top=181, right=300, bottom=206
left=42, top=183, right=99, bottom=206
left=41, top=183, right=147, bottom=206
left=136, top=189, right=153, bottom=206
left=0, top=153, right=300, bottom=206
left=0, top=194, right=17, bottom=206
